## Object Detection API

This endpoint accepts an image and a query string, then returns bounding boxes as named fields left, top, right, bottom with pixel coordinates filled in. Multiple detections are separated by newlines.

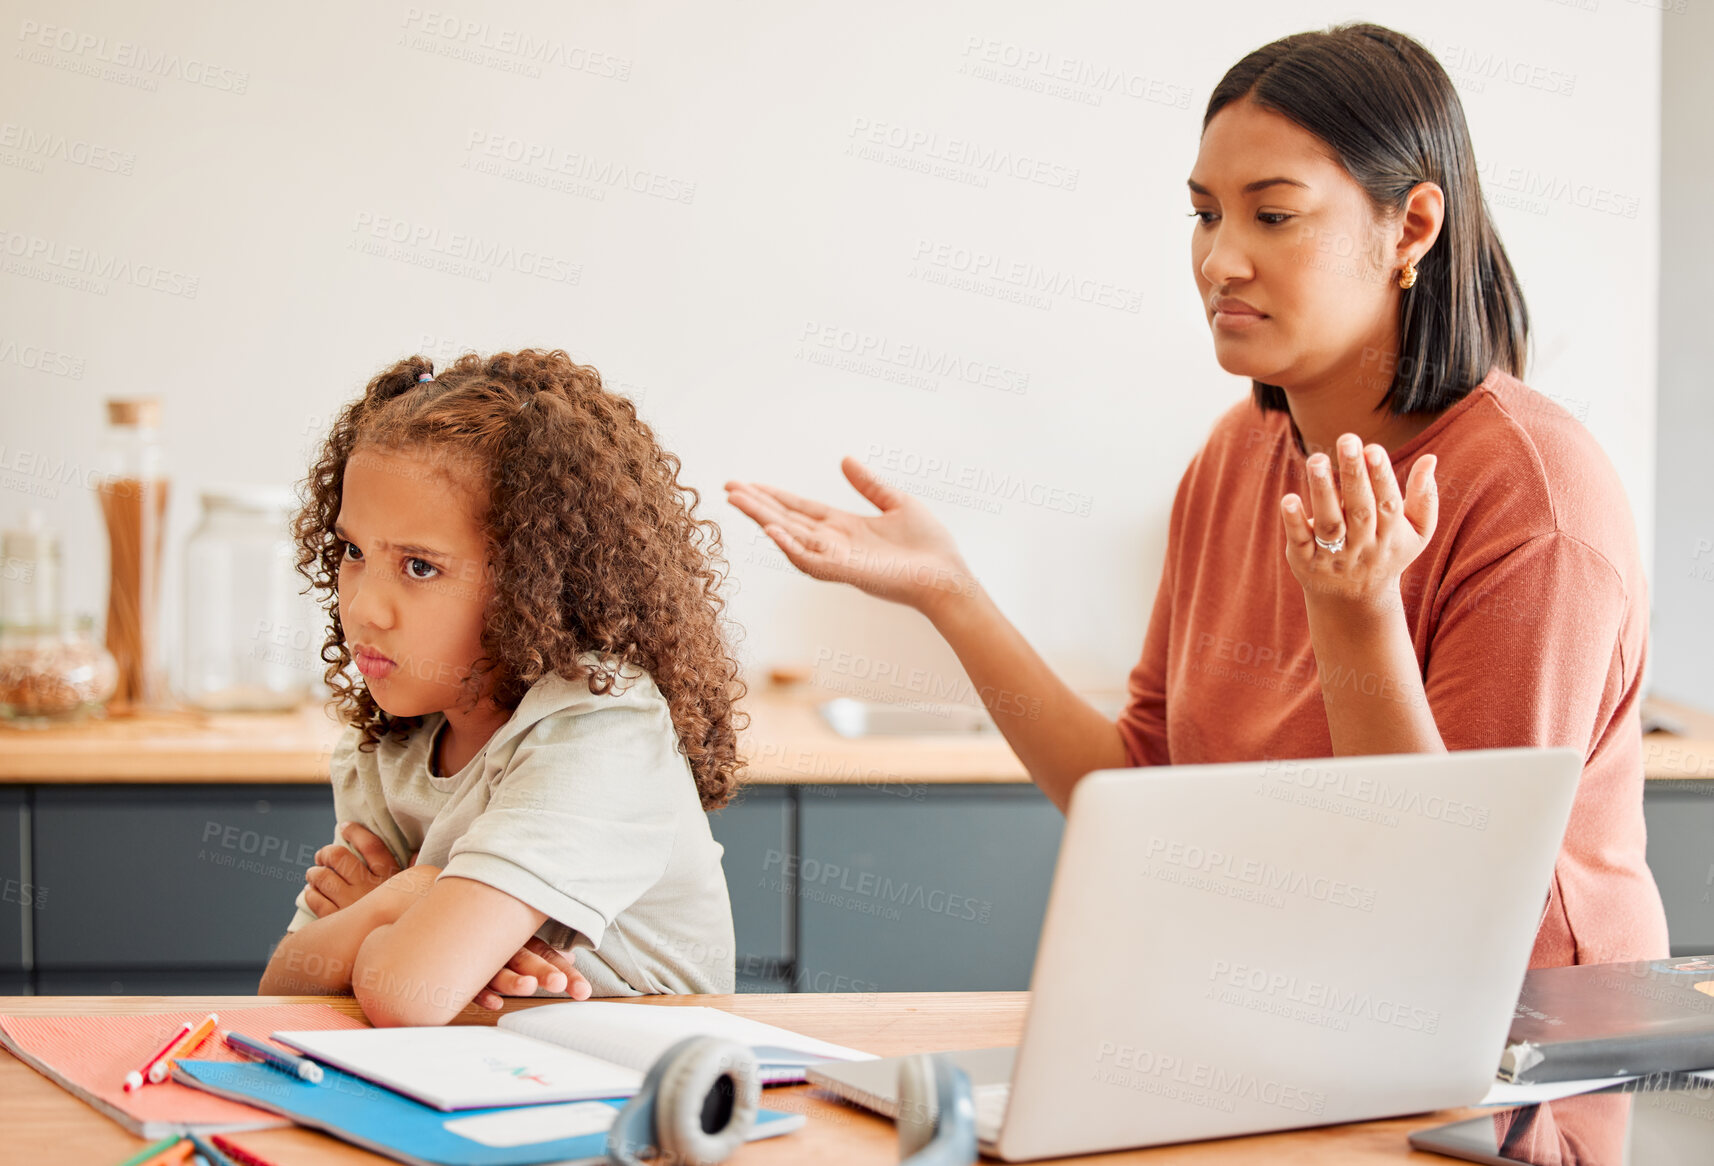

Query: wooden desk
left=0, top=991, right=1478, bottom=1165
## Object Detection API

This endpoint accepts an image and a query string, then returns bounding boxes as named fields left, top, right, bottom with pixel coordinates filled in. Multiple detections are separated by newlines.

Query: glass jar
left=180, top=486, right=322, bottom=712
left=0, top=513, right=119, bottom=727
left=96, top=397, right=171, bottom=714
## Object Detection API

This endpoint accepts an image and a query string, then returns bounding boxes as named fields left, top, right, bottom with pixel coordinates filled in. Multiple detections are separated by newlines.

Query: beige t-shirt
left=284, top=657, right=736, bottom=996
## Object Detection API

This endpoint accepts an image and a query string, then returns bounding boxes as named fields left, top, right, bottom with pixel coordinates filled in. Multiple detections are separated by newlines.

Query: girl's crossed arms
left=293, top=820, right=591, bottom=1015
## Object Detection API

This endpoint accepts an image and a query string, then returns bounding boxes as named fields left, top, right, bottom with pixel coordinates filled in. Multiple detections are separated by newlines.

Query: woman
left=724, top=23, right=1667, bottom=971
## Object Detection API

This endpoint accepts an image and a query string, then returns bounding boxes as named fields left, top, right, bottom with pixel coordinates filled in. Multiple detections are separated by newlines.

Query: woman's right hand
left=724, top=456, right=979, bottom=619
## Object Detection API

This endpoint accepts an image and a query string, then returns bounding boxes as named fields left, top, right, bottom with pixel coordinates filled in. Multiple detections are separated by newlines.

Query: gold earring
left=1398, top=258, right=1418, bottom=289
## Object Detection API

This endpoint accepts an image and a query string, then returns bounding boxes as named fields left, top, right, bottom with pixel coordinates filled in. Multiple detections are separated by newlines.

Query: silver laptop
left=809, top=748, right=1581, bottom=1160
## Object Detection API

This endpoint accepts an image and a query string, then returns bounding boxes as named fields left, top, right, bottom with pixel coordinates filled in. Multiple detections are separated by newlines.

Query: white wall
left=1650, top=0, right=1713, bottom=710
left=0, top=1, right=1660, bottom=704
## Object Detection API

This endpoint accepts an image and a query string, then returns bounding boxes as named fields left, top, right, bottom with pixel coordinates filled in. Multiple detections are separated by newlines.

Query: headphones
left=606, top=1037, right=759, bottom=1166
left=605, top=1040, right=977, bottom=1166
left=894, top=1053, right=979, bottom=1166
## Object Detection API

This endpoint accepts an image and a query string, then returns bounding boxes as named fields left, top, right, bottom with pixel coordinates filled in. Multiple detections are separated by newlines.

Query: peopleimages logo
left=0, top=123, right=135, bottom=173
left=1258, top=760, right=1490, bottom=830
left=349, top=212, right=581, bottom=285
left=15, top=19, right=250, bottom=93
left=846, top=118, right=1080, bottom=191
left=0, top=229, right=199, bottom=297
left=464, top=131, right=696, bottom=204
left=1208, top=958, right=1441, bottom=1035
left=958, top=36, right=1193, bottom=110
left=799, top=322, right=1029, bottom=395
left=1093, top=1043, right=1326, bottom=1114
left=1144, top=836, right=1378, bottom=912
left=910, top=238, right=1143, bottom=314
left=399, top=8, right=632, bottom=80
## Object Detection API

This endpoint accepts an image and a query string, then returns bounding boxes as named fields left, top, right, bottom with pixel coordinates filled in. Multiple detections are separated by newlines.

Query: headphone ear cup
left=896, top=1054, right=940, bottom=1159
left=652, top=1036, right=760, bottom=1166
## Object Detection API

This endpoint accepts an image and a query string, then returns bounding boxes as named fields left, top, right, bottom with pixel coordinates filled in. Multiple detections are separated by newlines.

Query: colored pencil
left=219, top=1029, right=323, bottom=1083
left=148, top=1013, right=219, bottom=1084
left=210, top=1134, right=284, bottom=1166
left=124, top=1021, right=195, bottom=1092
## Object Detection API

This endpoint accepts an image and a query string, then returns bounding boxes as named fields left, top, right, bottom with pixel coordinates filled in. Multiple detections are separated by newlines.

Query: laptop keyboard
left=973, top=1083, right=1011, bottom=1142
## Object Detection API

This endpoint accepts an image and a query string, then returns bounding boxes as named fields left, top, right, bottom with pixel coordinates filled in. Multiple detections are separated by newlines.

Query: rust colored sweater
left=1117, top=367, right=1669, bottom=968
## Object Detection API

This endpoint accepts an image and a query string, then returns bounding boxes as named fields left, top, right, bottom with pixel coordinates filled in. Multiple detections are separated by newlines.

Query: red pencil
left=123, top=1019, right=195, bottom=1092
left=210, top=1134, right=282, bottom=1166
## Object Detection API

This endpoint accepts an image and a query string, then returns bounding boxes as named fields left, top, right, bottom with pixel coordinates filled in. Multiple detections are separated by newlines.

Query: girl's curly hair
left=292, top=349, right=747, bottom=809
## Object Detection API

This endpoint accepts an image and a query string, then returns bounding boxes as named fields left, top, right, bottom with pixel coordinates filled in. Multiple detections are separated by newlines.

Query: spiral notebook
left=0, top=1003, right=368, bottom=1138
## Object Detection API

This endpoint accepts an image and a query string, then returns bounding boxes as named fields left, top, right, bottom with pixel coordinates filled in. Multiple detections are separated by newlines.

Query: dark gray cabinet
left=35, top=969, right=272, bottom=995
left=14, top=775, right=1706, bottom=995
left=8, top=780, right=1065, bottom=996
left=1643, top=782, right=1714, bottom=955
left=32, top=785, right=334, bottom=972
left=796, top=784, right=1064, bottom=992
left=0, top=788, right=25, bottom=974
left=708, top=785, right=794, bottom=992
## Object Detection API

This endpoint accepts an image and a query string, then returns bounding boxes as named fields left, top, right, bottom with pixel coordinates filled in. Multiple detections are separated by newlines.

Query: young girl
left=259, top=349, right=745, bottom=1026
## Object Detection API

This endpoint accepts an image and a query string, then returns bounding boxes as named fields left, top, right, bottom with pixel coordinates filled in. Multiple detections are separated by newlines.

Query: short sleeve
left=282, top=725, right=406, bottom=935
left=1424, top=532, right=1627, bottom=753
left=1116, top=449, right=1201, bottom=767
left=439, top=695, right=682, bottom=951
left=284, top=896, right=317, bottom=935
left=1116, top=559, right=1173, bottom=767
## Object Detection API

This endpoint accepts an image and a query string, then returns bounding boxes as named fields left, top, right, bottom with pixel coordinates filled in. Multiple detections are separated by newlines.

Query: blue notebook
left=172, top=1059, right=805, bottom=1166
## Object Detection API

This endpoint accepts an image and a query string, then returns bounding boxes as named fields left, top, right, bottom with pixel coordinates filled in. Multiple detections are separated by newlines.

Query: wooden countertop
left=0, top=685, right=1030, bottom=786
left=2, top=686, right=1709, bottom=786
left=0, top=990, right=1486, bottom=1165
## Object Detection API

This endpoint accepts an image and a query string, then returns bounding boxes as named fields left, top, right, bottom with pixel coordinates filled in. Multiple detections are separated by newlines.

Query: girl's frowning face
left=334, top=445, right=494, bottom=719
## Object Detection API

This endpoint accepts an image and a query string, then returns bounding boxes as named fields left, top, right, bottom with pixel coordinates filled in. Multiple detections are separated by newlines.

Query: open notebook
left=271, top=1001, right=872, bottom=1111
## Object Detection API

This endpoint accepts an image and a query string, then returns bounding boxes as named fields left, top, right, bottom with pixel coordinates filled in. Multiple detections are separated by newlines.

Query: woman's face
left=1188, top=97, right=1400, bottom=396
left=334, top=445, right=495, bottom=719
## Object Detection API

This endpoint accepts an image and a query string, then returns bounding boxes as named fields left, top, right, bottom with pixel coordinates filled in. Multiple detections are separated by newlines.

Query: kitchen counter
left=1, top=687, right=1709, bottom=784
left=0, top=684, right=1032, bottom=785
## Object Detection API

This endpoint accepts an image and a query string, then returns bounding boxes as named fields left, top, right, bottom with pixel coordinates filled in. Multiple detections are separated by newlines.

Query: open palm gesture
left=724, top=456, right=978, bottom=615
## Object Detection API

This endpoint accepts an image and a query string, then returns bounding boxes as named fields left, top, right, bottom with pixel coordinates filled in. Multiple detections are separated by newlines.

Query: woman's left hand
left=1281, top=433, right=1438, bottom=609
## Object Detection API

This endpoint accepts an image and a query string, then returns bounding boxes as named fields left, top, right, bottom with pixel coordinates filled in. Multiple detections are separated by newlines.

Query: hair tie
left=417, top=372, right=434, bottom=383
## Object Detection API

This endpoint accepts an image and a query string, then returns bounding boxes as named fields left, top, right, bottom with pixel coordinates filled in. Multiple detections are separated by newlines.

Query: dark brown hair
left=1205, top=21, right=1529, bottom=416
left=292, top=349, right=746, bottom=809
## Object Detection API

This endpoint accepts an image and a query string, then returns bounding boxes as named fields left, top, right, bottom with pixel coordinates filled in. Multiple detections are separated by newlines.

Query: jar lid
left=106, top=398, right=162, bottom=428
left=201, top=485, right=300, bottom=513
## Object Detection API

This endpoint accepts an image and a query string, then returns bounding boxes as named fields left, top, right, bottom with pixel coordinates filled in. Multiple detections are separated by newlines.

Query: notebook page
left=497, top=1002, right=873, bottom=1073
left=269, top=1025, right=645, bottom=1110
